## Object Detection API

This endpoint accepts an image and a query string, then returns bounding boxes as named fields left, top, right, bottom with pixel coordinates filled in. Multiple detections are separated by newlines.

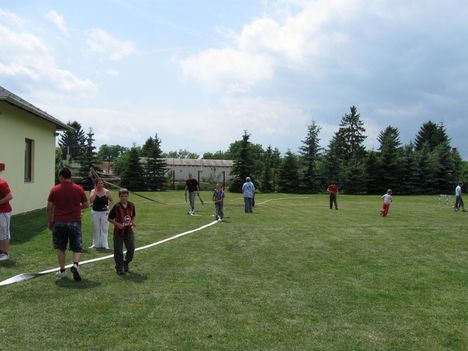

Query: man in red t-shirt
left=47, top=168, right=89, bottom=281
left=327, top=182, right=338, bottom=210
left=0, top=177, right=13, bottom=261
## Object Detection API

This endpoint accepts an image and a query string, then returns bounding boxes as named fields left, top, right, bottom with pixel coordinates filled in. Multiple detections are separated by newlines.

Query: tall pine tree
left=277, top=150, right=300, bottom=193
left=79, top=128, right=101, bottom=179
left=143, top=134, right=168, bottom=191
left=400, top=143, right=421, bottom=194
left=229, top=131, right=256, bottom=192
left=415, top=121, right=450, bottom=152
left=260, top=145, right=275, bottom=193
left=120, top=147, right=146, bottom=191
left=58, top=121, right=86, bottom=160
left=299, top=121, right=321, bottom=193
left=378, top=126, right=402, bottom=193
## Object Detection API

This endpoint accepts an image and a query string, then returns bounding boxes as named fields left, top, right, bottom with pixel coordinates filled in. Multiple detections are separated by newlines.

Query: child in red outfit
left=380, top=189, right=392, bottom=217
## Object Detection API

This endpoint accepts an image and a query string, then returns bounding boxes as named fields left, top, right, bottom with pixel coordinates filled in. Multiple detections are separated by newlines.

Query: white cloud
left=46, top=10, right=70, bottom=37
left=86, top=28, right=136, bottom=61
left=0, top=18, right=97, bottom=97
left=179, top=0, right=365, bottom=93
left=105, top=69, right=119, bottom=76
left=0, top=9, right=23, bottom=26
left=180, top=48, right=275, bottom=92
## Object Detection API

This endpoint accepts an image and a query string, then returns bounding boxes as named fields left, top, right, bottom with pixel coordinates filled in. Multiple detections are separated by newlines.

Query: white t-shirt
left=455, top=185, right=462, bottom=197
left=383, top=194, right=392, bottom=204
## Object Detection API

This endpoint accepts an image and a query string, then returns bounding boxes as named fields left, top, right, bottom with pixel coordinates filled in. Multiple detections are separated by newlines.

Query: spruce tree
left=415, top=121, right=450, bottom=152
left=271, top=148, right=282, bottom=191
left=323, top=106, right=367, bottom=193
left=400, top=143, right=421, bottom=194
left=229, top=131, right=256, bottom=192
left=120, top=147, right=146, bottom=191
left=416, top=143, right=436, bottom=194
left=260, top=145, right=274, bottom=193
left=343, top=156, right=366, bottom=194
left=322, top=135, right=346, bottom=188
left=144, top=134, right=168, bottom=191
left=338, top=105, right=367, bottom=163
left=277, top=150, right=300, bottom=193
left=299, top=121, right=321, bottom=193
left=78, top=128, right=101, bottom=178
left=378, top=126, right=402, bottom=193
left=364, top=151, right=382, bottom=194
left=432, top=141, right=456, bottom=194
left=58, top=121, right=86, bottom=160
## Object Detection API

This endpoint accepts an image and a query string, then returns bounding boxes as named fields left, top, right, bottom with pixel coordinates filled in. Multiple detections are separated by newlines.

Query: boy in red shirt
left=327, top=183, right=338, bottom=210
left=108, top=189, right=136, bottom=275
left=0, top=177, right=13, bottom=261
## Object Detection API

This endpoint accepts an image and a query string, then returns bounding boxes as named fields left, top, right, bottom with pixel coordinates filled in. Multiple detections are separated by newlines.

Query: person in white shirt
left=380, top=189, right=392, bottom=217
left=454, top=182, right=465, bottom=212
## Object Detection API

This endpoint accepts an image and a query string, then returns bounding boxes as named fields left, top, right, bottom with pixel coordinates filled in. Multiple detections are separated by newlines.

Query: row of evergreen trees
left=228, top=106, right=465, bottom=194
left=58, top=105, right=465, bottom=194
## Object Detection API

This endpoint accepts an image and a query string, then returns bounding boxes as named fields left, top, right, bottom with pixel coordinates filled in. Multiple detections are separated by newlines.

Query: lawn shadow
left=55, top=278, right=101, bottom=289
left=121, top=272, right=147, bottom=283
left=11, top=209, right=48, bottom=244
left=0, top=259, right=17, bottom=268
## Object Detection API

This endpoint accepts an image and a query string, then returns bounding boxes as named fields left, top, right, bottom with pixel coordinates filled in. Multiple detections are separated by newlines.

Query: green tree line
left=57, top=106, right=466, bottom=194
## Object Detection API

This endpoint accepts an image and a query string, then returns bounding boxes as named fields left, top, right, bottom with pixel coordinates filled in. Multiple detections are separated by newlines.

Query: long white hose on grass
left=0, top=220, right=220, bottom=286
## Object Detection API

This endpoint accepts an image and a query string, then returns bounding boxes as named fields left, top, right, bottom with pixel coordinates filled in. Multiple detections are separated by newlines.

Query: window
left=25, top=138, right=34, bottom=182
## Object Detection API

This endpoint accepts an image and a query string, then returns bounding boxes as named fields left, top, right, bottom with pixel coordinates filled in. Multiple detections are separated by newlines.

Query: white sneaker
left=56, top=269, right=67, bottom=278
left=0, top=253, right=9, bottom=261
left=88, top=244, right=95, bottom=249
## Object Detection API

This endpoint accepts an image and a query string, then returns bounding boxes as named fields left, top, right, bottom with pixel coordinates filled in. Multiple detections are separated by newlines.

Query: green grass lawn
left=1, top=192, right=467, bottom=350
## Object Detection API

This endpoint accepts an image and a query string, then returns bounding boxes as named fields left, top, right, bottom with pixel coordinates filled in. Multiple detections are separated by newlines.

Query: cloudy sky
left=1, top=0, right=467, bottom=158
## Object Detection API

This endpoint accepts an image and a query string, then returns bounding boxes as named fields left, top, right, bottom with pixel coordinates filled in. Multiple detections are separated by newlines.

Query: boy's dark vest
left=114, top=202, right=135, bottom=237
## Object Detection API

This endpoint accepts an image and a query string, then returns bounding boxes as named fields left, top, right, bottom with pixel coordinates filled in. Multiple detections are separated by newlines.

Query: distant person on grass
left=89, top=178, right=114, bottom=249
left=185, top=173, right=200, bottom=215
left=380, top=189, right=393, bottom=217
left=108, top=188, right=136, bottom=275
left=0, top=177, right=13, bottom=261
left=454, top=181, right=466, bottom=212
left=327, top=182, right=338, bottom=210
left=47, top=167, right=89, bottom=281
left=212, top=183, right=225, bottom=220
left=242, top=177, right=255, bottom=213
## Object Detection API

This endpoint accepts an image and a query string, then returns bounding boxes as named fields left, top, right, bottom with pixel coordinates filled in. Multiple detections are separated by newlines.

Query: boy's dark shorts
left=52, top=221, right=83, bottom=252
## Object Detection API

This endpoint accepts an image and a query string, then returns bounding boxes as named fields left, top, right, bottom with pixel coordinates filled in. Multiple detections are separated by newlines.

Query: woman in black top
left=89, top=178, right=114, bottom=249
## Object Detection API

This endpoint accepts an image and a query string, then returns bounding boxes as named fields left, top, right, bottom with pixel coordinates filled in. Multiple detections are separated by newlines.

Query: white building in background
left=165, top=158, right=233, bottom=185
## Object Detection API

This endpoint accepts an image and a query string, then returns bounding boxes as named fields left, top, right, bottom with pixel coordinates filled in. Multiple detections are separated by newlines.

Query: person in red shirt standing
left=0, top=177, right=13, bottom=261
left=47, top=168, right=89, bottom=281
left=327, top=182, right=338, bottom=210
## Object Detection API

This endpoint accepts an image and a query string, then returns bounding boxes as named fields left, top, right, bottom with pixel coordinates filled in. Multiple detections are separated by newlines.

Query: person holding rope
left=185, top=173, right=200, bottom=215
left=89, top=178, right=114, bottom=249
left=47, top=167, right=89, bottom=281
left=108, top=188, right=136, bottom=275
left=212, top=183, right=225, bottom=220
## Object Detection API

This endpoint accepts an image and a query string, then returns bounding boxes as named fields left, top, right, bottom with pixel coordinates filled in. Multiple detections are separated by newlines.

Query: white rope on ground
left=0, top=220, right=220, bottom=287
left=255, top=196, right=310, bottom=205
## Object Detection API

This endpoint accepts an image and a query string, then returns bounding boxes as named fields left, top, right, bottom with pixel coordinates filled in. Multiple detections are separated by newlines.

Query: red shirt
left=0, top=178, right=12, bottom=213
left=327, top=184, right=338, bottom=195
left=48, top=182, right=87, bottom=222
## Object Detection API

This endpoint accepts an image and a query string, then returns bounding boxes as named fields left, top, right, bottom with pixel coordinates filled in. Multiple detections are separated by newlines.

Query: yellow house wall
left=0, top=102, right=57, bottom=215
